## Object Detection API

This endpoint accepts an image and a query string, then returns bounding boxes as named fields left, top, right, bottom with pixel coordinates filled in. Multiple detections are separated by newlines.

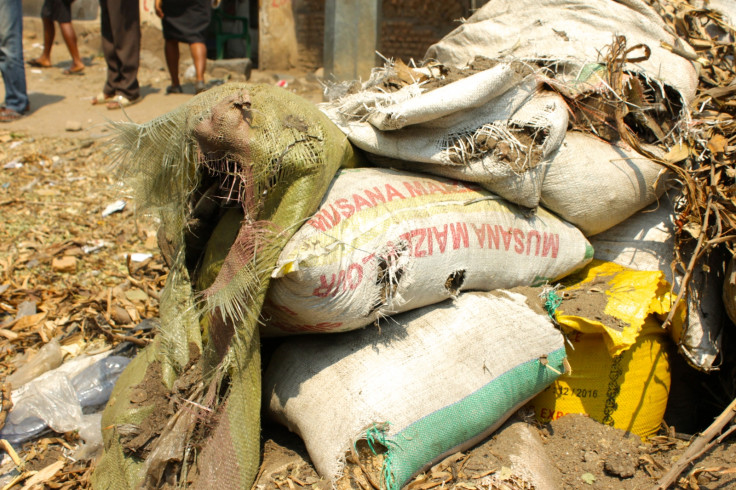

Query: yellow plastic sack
left=528, top=317, right=671, bottom=438
left=528, top=261, right=677, bottom=438
left=553, top=260, right=683, bottom=357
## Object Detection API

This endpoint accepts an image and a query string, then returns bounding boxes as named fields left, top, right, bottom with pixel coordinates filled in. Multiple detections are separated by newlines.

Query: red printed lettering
left=423, top=181, right=446, bottom=195
left=353, top=193, right=372, bottom=212
left=364, top=187, right=386, bottom=206
left=403, top=180, right=426, bottom=197
left=472, top=224, right=486, bottom=249
left=432, top=225, right=448, bottom=254
left=499, top=227, right=513, bottom=250
left=335, top=198, right=355, bottom=219
left=347, top=263, right=363, bottom=289
left=450, top=222, right=469, bottom=249
left=384, top=184, right=405, bottom=201
left=513, top=229, right=525, bottom=254
left=542, top=233, right=559, bottom=258
left=526, top=230, right=541, bottom=256
left=313, top=274, right=335, bottom=297
left=488, top=225, right=500, bottom=249
left=414, top=228, right=427, bottom=257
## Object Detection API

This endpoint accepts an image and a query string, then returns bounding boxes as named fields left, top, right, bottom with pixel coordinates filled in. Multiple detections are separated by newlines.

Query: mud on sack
left=92, top=83, right=358, bottom=489
left=528, top=261, right=679, bottom=438
left=261, top=167, right=593, bottom=335
left=264, top=291, right=568, bottom=489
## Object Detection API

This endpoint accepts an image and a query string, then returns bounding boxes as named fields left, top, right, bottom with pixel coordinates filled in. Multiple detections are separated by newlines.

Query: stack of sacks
left=258, top=0, right=718, bottom=483
left=319, top=0, right=698, bottom=236
left=258, top=170, right=593, bottom=485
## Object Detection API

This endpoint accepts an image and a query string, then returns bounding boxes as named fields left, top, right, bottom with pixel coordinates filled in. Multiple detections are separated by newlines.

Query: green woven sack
left=92, top=83, right=358, bottom=489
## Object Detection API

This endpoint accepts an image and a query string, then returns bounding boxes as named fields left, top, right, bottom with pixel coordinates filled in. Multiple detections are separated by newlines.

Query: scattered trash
left=101, top=200, right=126, bottom=217
left=0, top=352, right=130, bottom=448
left=129, top=252, right=153, bottom=262
left=6, top=339, right=63, bottom=390
left=3, top=159, right=22, bottom=169
left=82, top=240, right=108, bottom=254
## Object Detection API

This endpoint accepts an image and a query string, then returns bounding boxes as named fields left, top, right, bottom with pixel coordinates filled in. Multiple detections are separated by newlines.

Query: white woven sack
left=263, top=291, right=567, bottom=488
left=262, top=167, right=592, bottom=335
left=540, top=131, right=670, bottom=236
left=425, top=0, right=699, bottom=106
left=365, top=62, right=529, bottom=131
left=320, top=66, right=569, bottom=209
left=590, top=192, right=725, bottom=371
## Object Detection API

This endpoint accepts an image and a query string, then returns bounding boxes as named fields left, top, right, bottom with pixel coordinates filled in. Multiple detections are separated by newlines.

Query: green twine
left=365, top=424, right=387, bottom=455
left=382, top=448, right=395, bottom=490
left=362, top=424, right=396, bottom=490
left=544, top=289, right=563, bottom=320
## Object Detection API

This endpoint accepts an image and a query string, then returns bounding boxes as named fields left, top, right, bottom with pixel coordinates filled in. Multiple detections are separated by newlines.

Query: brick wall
left=378, top=0, right=473, bottom=64
left=291, top=0, right=485, bottom=71
left=293, top=0, right=326, bottom=70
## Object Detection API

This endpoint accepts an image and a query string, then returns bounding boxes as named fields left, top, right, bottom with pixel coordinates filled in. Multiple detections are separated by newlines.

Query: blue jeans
left=0, top=0, right=29, bottom=113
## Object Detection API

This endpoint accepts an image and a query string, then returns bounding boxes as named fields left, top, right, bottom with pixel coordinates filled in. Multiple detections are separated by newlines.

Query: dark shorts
left=161, top=0, right=211, bottom=44
left=41, top=0, right=73, bottom=23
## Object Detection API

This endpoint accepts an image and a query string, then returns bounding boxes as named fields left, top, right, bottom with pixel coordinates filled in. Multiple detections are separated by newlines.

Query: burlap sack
left=320, top=64, right=568, bottom=209
left=92, top=83, right=358, bottom=489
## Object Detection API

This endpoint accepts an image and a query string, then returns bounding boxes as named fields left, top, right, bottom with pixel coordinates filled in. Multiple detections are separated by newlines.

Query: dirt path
left=2, top=18, right=323, bottom=139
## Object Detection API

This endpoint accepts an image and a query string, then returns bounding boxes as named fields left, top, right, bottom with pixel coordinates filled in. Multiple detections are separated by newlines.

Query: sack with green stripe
left=263, top=290, right=567, bottom=488
left=262, top=167, right=593, bottom=335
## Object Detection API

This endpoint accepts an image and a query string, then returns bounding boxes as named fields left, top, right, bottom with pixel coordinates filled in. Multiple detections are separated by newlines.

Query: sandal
left=0, top=106, right=27, bottom=122
left=166, top=85, right=183, bottom=94
left=63, top=67, right=85, bottom=76
left=91, top=92, right=113, bottom=105
left=106, top=95, right=141, bottom=110
left=27, top=58, right=51, bottom=68
left=194, top=81, right=206, bottom=94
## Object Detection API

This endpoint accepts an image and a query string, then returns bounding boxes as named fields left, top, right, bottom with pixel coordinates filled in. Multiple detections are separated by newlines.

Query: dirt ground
left=2, top=15, right=736, bottom=490
left=3, top=18, right=326, bottom=139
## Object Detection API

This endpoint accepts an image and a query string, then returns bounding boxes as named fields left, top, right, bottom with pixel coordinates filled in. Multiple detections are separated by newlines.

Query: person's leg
left=108, top=0, right=140, bottom=102
left=28, top=0, right=55, bottom=68
left=98, top=0, right=118, bottom=98
left=190, top=42, right=206, bottom=82
left=38, top=17, right=55, bottom=65
left=165, top=39, right=181, bottom=89
left=189, top=42, right=206, bottom=93
left=59, top=22, right=84, bottom=72
left=0, top=0, right=30, bottom=114
left=100, top=0, right=140, bottom=103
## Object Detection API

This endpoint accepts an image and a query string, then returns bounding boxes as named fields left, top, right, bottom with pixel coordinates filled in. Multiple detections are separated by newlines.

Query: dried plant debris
left=0, top=133, right=164, bottom=488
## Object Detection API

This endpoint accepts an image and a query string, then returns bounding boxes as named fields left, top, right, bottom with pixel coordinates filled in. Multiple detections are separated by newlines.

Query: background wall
left=290, top=0, right=486, bottom=71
